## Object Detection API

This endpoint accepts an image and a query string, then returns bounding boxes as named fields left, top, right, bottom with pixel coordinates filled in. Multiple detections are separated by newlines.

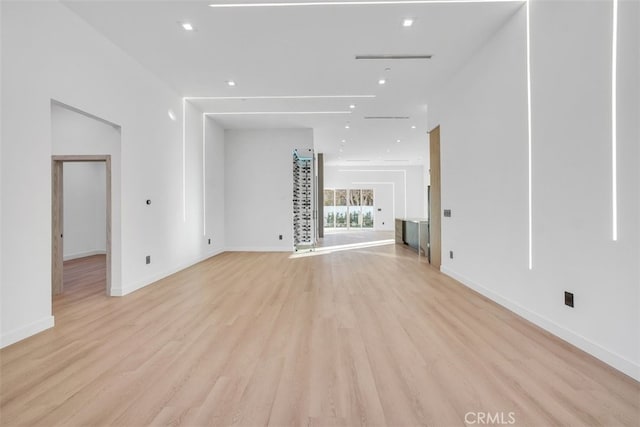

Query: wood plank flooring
left=1, top=246, right=638, bottom=426
left=56, top=254, right=107, bottom=310
left=317, top=230, right=394, bottom=248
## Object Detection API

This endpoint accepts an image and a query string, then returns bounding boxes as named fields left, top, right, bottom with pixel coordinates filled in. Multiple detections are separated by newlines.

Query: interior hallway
left=1, top=246, right=638, bottom=426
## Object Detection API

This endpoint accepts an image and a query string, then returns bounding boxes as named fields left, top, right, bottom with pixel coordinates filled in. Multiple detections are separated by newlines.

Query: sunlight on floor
left=289, top=239, right=395, bottom=258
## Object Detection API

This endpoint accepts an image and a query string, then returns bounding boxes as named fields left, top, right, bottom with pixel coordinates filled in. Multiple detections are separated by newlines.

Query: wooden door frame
left=429, top=126, right=442, bottom=269
left=52, top=155, right=112, bottom=295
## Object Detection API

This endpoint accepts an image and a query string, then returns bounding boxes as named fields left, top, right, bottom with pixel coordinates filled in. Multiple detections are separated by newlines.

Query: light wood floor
left=1, top=246, right=638, bottom=426
left=56, top=254, right=107, bottom=311
left=318, top=230, right=394, bottom=248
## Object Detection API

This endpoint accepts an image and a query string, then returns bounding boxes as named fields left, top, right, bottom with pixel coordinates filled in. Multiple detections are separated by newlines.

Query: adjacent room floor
left=1, top=245, right=638, bottom=426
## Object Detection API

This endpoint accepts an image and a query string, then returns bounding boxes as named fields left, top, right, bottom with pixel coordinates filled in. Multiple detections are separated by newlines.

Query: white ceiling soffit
left=61, top=0, right=524, bottom=166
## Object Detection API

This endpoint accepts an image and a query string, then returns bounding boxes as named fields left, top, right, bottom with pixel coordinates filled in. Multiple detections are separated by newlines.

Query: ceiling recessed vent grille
left=355, top=54, right=432, bottom=60
left=364, top=116, right=410, bottom=120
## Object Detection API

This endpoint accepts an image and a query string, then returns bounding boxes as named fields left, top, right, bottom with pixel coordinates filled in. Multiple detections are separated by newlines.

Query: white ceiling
left=62, top=0, right=524, bottom=166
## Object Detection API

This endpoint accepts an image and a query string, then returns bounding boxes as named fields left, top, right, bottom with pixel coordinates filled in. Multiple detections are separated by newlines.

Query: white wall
left=62, top=162, right=107, bottom=260
left=224, top=129, right=313, bottom=251
left=52, top=103, right=120, bottom=265
left=204, top=117, right=226, bottom=254
left=0, top=2, right=223, bottom=347
left=324, top=165, right=426, bottom=230
left=429, top=0, right=639, bottom=380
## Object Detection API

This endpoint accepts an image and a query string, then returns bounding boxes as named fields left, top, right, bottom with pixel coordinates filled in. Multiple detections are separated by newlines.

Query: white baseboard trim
left=110, top=249, right=225, bottom=297
left=440, top=266, right=640, bottom=381
left=1, top=315, right=55, bottom=349
left=225, top=246, right=291, bottom=252
left=64, top=249, right=106, bottom=261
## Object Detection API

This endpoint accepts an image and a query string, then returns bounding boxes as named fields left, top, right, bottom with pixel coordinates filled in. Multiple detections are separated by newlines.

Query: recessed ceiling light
left=341, top=139, right=346, bottom=143
left=411, top=125, right=417, bottom=129
left=345, top=124, right=350, bottom=129
left=168, top=109, right=176, bottom=121
left=396, top=139, right=401, bottom=143
left=227, top=80, right=236, bottom=87
left=403, top=18, right=414, bottom=27
left=182, top=22, right=194, bottom=31
left=378, top=78, right=386, bottom=85
left=349, top=104, right=356, bottom=109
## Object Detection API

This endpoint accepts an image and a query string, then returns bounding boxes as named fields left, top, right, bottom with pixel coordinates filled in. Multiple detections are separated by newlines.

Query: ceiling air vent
left=355, top=54, right=432, bottom=60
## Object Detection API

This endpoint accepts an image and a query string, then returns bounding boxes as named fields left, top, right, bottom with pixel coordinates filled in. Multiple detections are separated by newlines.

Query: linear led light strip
left=204, top=111, right=351, bottom=115
left=526, top=0, right=532, bottom=269
left=209, top=0, right=521, bottom=8
left=182, top=98, right=187, bottom=222
left=203, top=113, right=207, bottom=236
left=185, top=95, right=375, bottom=100
left=611, top=0, right=618, bottom=241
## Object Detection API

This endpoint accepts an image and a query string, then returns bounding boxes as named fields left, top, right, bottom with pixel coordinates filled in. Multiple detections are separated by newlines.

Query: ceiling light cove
left=204, top=111, right=352, bottom=115
left=403, top=18, right=414, bottom=27
left=356, top=54, right=432, bottom=60
left=208, top=1, right=521, bottom=8
left=183, top=95, right=376, bottom=100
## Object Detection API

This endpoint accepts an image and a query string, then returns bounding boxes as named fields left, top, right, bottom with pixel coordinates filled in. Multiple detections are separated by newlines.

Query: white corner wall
left=429, top=0, right=639, bottom=380
left=204, top=117, right=226, bottom=254
left=224, top=128, right=313, bottom=251
left=324, top=165, right=426, bottom=230
left=0, top=2, right=224, bottom=347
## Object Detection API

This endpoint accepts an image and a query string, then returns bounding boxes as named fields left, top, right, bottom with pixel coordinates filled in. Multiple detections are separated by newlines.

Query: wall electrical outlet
left=208, top=238, right=211, bottom=245
left=145, top=255, right=151, bottom=265
left=564, top=291, right=574, bottom=307
left=449, top=250, right=454, bottom=259
left=279, top=234, right=283, bottom=240
left=444, top=209, right=452, bottom=217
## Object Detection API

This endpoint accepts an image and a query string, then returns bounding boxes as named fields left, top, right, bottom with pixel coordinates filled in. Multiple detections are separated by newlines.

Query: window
left=335, top=189, right=348, bottom=228
left=323, top=189, right=335, bottom=229
left=324, top=188, right=374, bottom=229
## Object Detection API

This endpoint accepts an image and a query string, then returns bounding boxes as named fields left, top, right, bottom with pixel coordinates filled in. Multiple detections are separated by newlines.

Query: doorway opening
left=52, top=156, right=112, bottom=300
